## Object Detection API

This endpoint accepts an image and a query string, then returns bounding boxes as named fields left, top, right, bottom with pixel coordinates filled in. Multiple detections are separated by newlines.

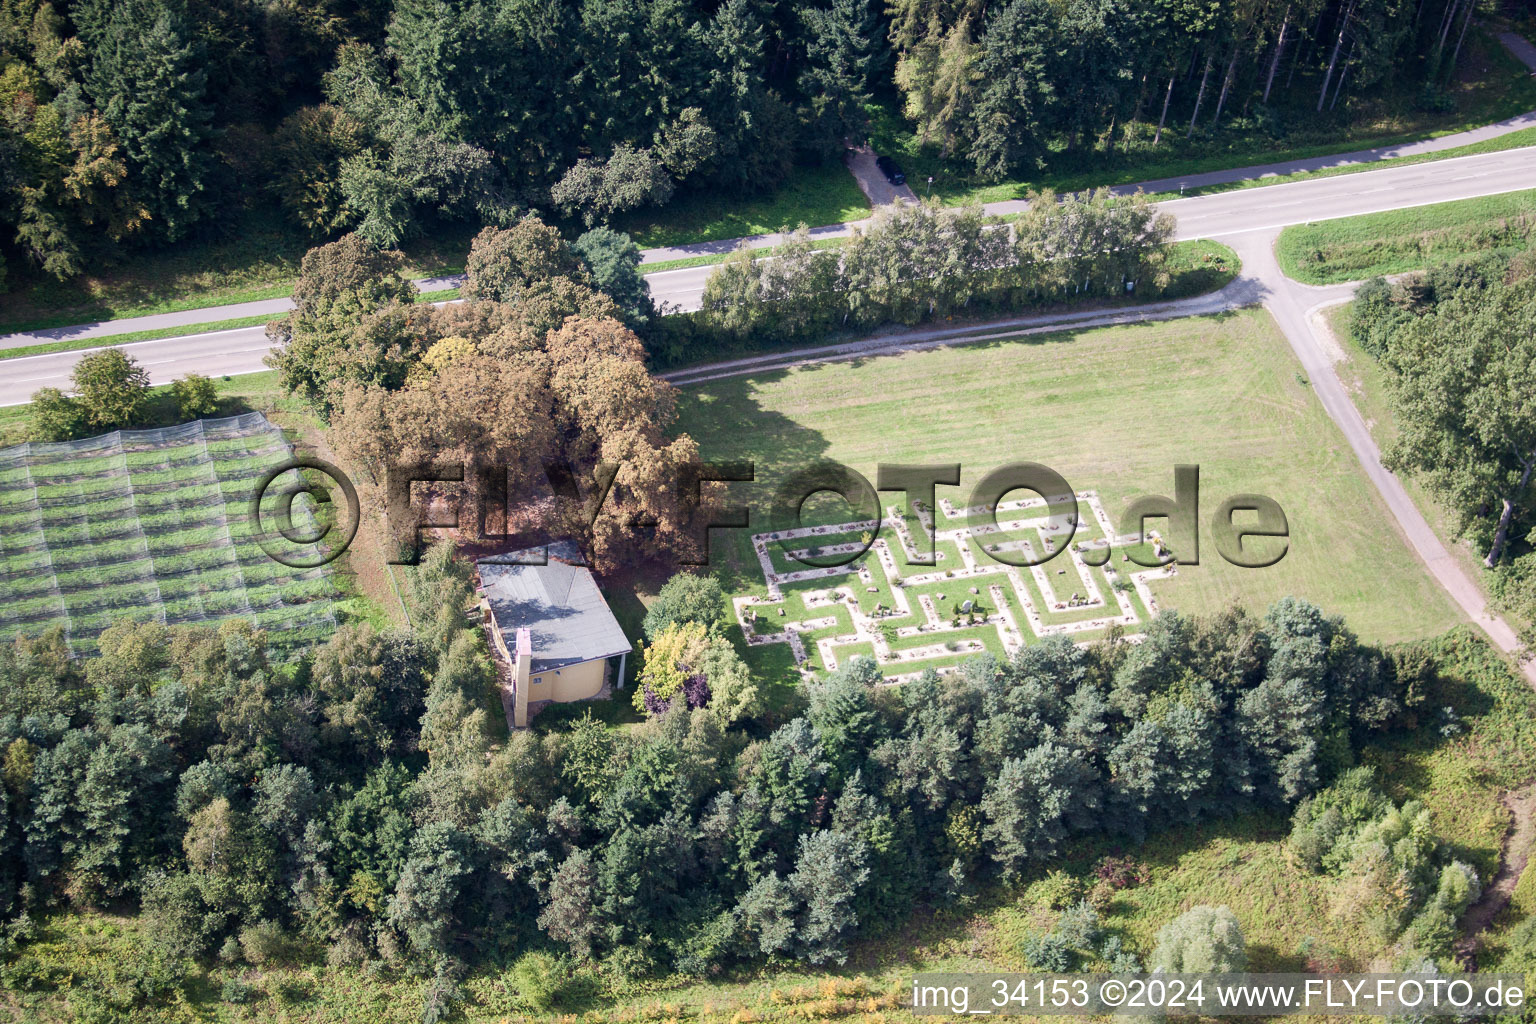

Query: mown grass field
left=0, top=413, right=343, bottom=657
left=669, top=306, right=1463, bottom=697
left=1276, top=188, right=1536, bottom=283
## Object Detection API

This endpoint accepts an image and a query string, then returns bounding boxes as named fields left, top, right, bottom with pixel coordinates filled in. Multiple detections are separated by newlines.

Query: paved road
left=14, top=140, right=1534, bottom=407
left=1222, top=229, right=1536, bottom=683
left=1500, top=30, right=1536, bottom=75
left=0, top=274, right=465, bottom=354
left=653, top=227, right=1536, bottom=678
left=8, top=27, right=1536, bottom=357
left=845, top=145, right=918, bottom=206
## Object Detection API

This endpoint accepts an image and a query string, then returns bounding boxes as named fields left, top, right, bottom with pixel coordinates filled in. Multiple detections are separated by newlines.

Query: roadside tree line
left=1350, top=252, right=1536, bottom=647
left=692, top=191, right=1175, bottom=350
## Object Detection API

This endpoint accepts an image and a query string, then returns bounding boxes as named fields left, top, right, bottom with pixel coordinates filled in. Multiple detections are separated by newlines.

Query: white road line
left=0, top=326, right=268, bottom=366
left=1152, top=143, right=1536, bottom=210
left=1194, top=180, right=1536, bottom=237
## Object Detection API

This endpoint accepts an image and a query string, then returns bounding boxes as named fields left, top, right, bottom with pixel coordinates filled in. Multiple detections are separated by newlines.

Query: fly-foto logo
left=249, top=457, right=1288, bottom=570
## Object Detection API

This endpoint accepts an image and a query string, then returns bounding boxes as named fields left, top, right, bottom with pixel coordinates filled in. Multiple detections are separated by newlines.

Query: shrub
left=510, top=951, right=564, bottom=1011
left=1406, top=904, right=1457, bottom=959
left=71, top=348, right=150, bottom=430
left=1093, top=855, right=1149, bottom=890
left=239, top=919, right=298, bottom=966
left=1296, top=936, right=1348, bottom=973
left=1032, top=870, right=1086, bottom=910
left=1022, top=931, right=1075, bottom=971
left=140, top=871, right=226, bottom=962
left=1149, top=905, right=1246, bottom=973
left=31, top=387, right=86, bottom=441
left=1349, top=277, right=1411, bottom=358
left=221, top=977, right=254, bottom=1004
left=171, top=373, right=219, bottom=420
left=643, top=573, right=727, bottom=639
left=1505, top=916, right=1536, bottom=971
left=1432, top=861, right=1480, bottom=916
left=1098, top=934, right=1141, bottom=973
left=420, top=974, right=462, bottom=1024
left=1056, top=899, right=1103, bottom=948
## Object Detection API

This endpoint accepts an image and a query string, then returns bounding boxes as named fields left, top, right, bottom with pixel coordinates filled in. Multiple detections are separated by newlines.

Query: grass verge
left=866, top=28, right=1536, bottom=209
left=1173, top=124, right=1536, bottom=199
left=1325, top=300, right=1534, bottom=646
left=0, top=314, right=276, bottom=362
left=618, top=162, right=871, bottom=250
left=0, top=370, right=292, bottom=449
left=0, top=211, right=473, bottom=338
left=2, top=28, right=1530, bottom=335
left=1275, top=188, right=1536, bottom=283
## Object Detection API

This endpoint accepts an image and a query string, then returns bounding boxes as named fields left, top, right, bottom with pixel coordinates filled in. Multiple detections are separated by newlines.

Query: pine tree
left=969, top=0, right=1055, bottom=180
left=798, top=0, right=885, bottom=155
left=83, top=2, right=215, bottom=242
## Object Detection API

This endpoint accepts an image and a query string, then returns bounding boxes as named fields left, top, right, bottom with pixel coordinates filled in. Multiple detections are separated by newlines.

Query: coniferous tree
left=797, top=0, right=886, bottom=156
left=81, top=1, right=215, bottom=242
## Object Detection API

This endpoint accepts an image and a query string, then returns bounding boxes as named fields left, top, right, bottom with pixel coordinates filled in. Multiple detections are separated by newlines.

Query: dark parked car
left=875, top=155, right=906, bottom=186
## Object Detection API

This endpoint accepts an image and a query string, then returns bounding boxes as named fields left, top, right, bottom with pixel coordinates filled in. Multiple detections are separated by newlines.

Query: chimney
left=513, top=627, right=532, bottom=728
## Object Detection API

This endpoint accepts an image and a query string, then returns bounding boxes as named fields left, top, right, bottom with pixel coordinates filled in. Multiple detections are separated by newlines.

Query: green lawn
left=1275, top=188, right=1536, bottom=283
left=618, top=162, right=871, bottom=249
left=669, top=306, right=1463, bottom=694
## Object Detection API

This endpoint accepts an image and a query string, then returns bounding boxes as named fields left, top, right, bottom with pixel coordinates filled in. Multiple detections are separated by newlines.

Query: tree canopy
left=0, top=0, right=1488, bottom=286
left=0, top=592, right=1474, bottom=1017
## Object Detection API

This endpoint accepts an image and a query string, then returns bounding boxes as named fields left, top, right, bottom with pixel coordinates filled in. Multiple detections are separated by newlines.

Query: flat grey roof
left=477, top=557, right=631, bottom=673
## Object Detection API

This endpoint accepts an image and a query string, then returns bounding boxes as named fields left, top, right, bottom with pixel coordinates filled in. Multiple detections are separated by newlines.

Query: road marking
left=0, top=325, right=269, bottom=365
left=1191, top=180, right=1536, bottom=238
left=1153, top=142, right=1536, bottom=210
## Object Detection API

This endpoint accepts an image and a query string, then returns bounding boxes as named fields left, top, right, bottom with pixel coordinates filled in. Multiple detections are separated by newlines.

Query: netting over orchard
left=0, top=413, right=340, bottom=658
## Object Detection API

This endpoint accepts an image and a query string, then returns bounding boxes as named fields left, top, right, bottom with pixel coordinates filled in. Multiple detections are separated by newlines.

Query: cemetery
left=733, top=489, right=1175, bottom=680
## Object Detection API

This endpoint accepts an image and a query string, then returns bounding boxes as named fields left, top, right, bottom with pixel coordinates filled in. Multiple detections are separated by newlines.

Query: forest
left=0, top=561, right=1475, bottom=1019
left=0, top=0, right=1512, bottom=289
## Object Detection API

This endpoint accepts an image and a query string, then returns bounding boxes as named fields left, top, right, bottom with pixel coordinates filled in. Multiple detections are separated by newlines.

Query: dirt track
left=1456, top=786, right=1536, bottom=963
